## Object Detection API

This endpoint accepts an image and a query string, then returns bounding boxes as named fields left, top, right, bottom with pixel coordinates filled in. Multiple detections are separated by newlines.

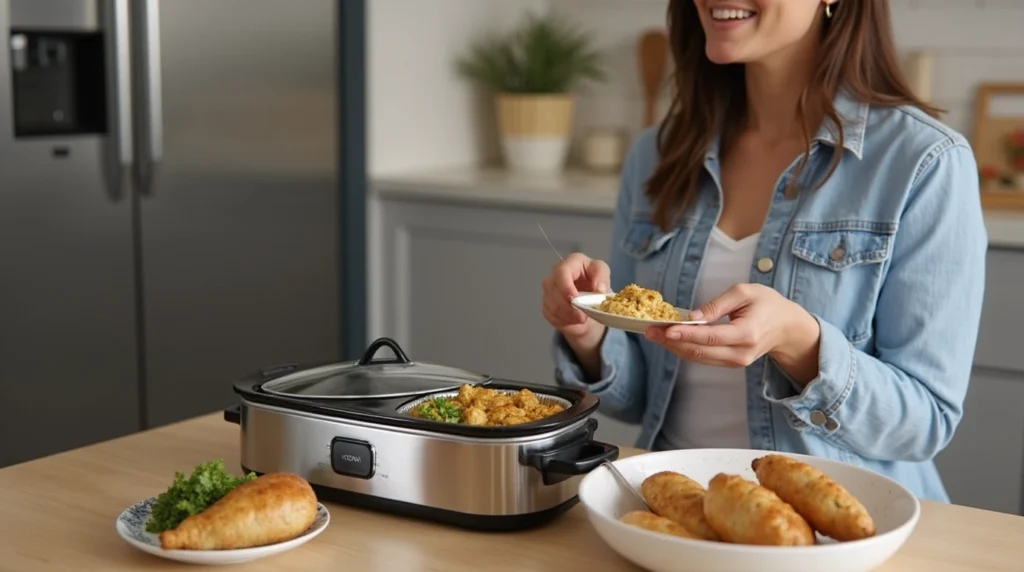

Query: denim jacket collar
left=814, top=90, right=869, bottom=160
left=703, top=90, right=870, bottom=163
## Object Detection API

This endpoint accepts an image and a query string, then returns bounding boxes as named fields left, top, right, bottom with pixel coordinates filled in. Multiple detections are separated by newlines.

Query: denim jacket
left=553, top=92, right=988, bottom=502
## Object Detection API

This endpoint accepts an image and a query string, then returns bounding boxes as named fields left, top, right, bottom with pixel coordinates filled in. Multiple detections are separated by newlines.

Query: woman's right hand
left=541, top=252, right=611, bottom=341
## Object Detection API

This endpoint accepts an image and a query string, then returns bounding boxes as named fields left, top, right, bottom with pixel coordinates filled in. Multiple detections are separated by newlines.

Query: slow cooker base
left=242, top=465, right=579, bottom=532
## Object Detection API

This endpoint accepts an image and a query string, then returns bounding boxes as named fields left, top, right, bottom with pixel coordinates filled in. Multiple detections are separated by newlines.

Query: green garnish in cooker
left=416, top=397, right=463, bottom=423
left=145, top=459, right=257, bottom=533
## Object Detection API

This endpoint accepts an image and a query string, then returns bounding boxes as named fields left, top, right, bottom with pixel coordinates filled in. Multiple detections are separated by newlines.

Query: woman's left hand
left=645, top=283, right=822, bottom=383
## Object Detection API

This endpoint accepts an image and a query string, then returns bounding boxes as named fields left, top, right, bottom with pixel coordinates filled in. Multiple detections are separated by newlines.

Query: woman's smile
left=708, top=3, right=759, bottom=31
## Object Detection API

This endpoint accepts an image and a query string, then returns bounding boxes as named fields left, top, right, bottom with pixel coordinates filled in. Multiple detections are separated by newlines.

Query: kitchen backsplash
left=553, top=0, right=1024, bottom=156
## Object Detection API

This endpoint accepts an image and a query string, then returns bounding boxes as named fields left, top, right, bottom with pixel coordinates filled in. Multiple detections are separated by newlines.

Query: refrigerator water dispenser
left=9, top=30, right=107, bottom=137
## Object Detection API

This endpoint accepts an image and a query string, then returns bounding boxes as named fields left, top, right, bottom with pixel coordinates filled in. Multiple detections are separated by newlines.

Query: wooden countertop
left=1, top=413, right=1023, bottom=571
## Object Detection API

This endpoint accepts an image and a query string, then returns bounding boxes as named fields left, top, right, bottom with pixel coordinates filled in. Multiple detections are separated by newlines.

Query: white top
left=658, top=226, right=758, bottom=450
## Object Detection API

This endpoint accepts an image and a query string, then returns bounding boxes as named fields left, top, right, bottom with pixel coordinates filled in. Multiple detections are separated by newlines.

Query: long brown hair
left=646, top=0, right=942, bottom=230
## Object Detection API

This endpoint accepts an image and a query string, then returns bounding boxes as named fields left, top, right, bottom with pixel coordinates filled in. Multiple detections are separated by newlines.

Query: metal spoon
left=537, top=222, right=564, bottom=261
left=538, top=223, right=614, bottom=301
left=602, top=460, right=654, bottom=512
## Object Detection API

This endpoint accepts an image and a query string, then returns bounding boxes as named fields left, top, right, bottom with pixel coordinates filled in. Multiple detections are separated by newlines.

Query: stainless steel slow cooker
left=223, top=337, right=619, bottom=531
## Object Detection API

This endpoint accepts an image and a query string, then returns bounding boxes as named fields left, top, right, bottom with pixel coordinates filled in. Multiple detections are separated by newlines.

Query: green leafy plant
left=456, top=11, right=606, bottom=94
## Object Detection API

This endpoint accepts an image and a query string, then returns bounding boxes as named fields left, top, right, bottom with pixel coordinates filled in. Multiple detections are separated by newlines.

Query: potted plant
left=456, top=11, right=606, bottom=174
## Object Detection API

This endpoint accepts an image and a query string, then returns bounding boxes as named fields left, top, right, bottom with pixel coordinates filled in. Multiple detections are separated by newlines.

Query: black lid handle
left=358, top=337, right=411, bottom=366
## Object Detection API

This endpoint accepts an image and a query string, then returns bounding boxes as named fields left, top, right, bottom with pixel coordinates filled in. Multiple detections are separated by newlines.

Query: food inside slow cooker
left=409, top=384, right=566, bottom=426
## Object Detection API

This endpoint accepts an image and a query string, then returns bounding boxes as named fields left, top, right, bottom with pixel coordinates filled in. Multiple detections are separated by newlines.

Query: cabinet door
left=375, top=198, right=640, bottom=447
left=974, top=250, right=1024, bottom=372
left=935, top=369, right=1024, bottom=515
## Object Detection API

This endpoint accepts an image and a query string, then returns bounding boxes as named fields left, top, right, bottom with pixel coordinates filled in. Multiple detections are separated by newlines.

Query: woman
left=541, top=0, right=986, bottom=502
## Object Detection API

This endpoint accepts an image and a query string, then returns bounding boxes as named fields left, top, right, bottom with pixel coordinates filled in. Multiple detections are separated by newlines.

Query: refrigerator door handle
left=101, top=0, right=133, bottom=201
left=133, top=0, right=163, bottom=196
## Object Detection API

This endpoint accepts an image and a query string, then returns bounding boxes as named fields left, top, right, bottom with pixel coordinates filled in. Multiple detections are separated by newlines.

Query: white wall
left=551, top=0, right=1024, bottom=149
left=369, top=0, right=1024, bottom=175
left=368, top=0, right=547, bottom=176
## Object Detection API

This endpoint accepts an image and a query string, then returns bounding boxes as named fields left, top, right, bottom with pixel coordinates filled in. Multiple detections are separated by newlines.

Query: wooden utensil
left=905, top=50, right=934, bottom=103
left=638, top=29, right=670, bottom=127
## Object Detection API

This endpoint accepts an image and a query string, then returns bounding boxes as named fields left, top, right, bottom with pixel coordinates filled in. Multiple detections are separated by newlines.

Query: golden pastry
left=159, top=473, right=318, bottom=550
left=640, top=471, right=720, bottom=541
left=619, top=510, right=701, bottom=539
left=752, top=454, right=876, bottom=541
left=703, top=473, right=815, bottom=546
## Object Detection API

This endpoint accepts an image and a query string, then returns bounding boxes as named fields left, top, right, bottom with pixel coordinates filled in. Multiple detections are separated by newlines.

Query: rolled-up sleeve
left=763, top=141, right=987, bottom=462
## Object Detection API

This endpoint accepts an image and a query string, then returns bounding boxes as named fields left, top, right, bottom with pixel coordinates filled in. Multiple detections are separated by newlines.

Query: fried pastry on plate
left=159, top=473, right=318, bottom=550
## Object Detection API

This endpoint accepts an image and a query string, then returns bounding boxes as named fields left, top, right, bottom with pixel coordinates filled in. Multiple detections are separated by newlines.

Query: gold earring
left=825, top=3, right=833, bottom=18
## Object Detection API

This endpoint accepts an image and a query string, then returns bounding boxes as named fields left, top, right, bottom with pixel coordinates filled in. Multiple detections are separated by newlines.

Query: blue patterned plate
left=115, top=497, right=330, bottom=565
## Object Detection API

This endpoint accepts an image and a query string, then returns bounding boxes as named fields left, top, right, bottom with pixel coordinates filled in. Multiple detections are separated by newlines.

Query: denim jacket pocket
left=788, top=221, right=896, bottom=344
left=619, top=219, right=681, bottom=290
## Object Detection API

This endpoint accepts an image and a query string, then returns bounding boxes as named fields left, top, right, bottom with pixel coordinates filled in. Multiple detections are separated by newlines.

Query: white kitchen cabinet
left=371, top=179, right=1024, bottom=514
left=371, top=194, right=640, bottom=448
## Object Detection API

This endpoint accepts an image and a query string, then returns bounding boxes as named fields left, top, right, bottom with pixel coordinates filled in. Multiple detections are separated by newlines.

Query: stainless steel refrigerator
left=0, top=0, right=352, bottom=467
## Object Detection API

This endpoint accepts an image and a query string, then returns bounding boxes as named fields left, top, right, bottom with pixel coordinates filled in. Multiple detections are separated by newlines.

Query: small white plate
left=571, top=292, right=708, bottom=334
left=116, top=497, right=330, bottom=565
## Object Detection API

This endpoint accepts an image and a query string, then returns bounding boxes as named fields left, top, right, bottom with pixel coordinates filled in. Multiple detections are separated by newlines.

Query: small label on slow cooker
left=330, top=437, right=375, bottom=479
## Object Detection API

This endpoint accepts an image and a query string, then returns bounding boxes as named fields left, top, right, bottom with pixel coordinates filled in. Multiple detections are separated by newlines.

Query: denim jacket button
left=830, top=245, right=847, bottom=261
left=825, top=417, right=840, bottom=432
left=756, top=257, right=774, bottom=273
left=809, top=410, right=827, bottom=426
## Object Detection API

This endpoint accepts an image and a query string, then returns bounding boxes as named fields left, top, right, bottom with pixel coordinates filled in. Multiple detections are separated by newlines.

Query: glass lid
left=260, top=337, right=490, bottom=400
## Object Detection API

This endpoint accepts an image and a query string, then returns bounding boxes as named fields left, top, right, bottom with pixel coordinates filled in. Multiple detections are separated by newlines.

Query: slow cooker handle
left=522, top=419, right=620, bottom=486
left=541, top=440, right=619, bottom=484
left=357, top=337, right=411, bottom=366
left=224, top=405, right=241, bottom=425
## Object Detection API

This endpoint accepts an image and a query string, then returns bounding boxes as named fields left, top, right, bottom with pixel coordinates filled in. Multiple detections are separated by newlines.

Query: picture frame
left=971, top=82, right=1024, bottom=210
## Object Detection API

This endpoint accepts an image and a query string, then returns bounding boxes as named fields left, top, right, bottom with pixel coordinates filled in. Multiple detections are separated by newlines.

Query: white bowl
left=578, top=449, right=920, bottom=572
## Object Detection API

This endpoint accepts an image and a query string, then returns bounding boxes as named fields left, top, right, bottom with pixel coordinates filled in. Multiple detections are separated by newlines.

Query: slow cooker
left=223, top=337, right=619, bottom=531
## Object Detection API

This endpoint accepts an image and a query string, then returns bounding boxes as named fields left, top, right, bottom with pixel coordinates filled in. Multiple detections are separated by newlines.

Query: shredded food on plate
left=597, top=283, right=683, bottom=321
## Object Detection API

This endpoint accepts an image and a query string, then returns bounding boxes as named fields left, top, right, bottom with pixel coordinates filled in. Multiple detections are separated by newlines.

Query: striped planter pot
left=496, top=94, right=574, bottom=174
